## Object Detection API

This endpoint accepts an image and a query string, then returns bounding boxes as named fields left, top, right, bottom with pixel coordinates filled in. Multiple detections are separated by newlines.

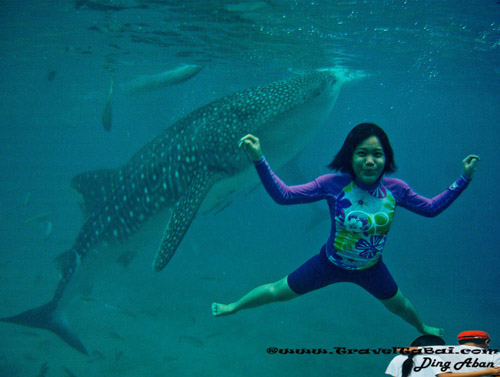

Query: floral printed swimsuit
left=327, top=179, right=395, bottom=270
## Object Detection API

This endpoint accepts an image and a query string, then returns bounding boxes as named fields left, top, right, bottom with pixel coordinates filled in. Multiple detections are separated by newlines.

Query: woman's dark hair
left=327, top=123, right=397, bottom=177
left=402, top=335, right=446, bottom=377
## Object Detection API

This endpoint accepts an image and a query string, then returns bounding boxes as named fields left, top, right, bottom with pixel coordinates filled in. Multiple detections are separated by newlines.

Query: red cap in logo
left=458, top=331, right=490, bottom=341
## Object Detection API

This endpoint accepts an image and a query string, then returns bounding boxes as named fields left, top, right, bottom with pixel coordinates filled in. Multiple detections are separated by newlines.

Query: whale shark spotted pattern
left=1, top=69, right=361, bottom=353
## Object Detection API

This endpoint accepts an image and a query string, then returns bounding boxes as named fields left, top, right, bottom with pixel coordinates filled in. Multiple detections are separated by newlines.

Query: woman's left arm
left=394, top=155, right=479, bottom=217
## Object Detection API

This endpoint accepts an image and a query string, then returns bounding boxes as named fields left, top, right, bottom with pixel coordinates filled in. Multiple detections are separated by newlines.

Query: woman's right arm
left=239, top=134, right=327, bottom=205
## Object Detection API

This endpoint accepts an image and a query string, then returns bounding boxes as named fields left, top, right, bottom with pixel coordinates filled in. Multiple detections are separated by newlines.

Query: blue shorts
left=287, top=246, right=398, bottom=300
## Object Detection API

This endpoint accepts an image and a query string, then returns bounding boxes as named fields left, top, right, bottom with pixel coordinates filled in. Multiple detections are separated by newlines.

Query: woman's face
left=352, top=136, right=386, bottom=185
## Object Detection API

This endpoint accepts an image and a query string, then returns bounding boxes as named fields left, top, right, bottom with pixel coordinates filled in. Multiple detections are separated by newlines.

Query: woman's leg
left=212, top=276, right=299, bottom=316
left=379, top=289, right=443, bottom=336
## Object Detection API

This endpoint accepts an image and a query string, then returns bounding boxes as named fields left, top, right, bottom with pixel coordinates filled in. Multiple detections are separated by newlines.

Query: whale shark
left=1, top=68, right=362, bottom=354
left=121, top=64, right=204, bottom=95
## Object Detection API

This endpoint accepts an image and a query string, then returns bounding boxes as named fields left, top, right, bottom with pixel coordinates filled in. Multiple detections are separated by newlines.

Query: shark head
left=186, top=68, right=364, bottom=178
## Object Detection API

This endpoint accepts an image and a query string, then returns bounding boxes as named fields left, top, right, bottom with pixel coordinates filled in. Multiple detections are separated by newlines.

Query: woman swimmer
left=212, top=123, right=479, bottom=336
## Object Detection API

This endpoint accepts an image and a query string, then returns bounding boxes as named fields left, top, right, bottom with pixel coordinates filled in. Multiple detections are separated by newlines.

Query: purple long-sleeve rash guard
left=254, top=157, right=471, bottom=270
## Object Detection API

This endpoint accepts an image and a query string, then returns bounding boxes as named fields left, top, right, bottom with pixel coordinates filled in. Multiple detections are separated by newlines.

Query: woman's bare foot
left=212, top=302, right=236, bottom=317
left=420, top=324, right=444, bottom=337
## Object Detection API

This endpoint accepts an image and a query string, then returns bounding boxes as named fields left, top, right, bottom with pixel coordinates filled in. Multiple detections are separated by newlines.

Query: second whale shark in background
left=121, top=64, right=204, bottom=94
left=101, top=65, right=202, bottom=131
left=1, top=67, right=364, bottom=354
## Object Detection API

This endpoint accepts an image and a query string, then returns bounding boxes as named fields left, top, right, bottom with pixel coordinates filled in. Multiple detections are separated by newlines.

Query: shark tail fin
left=1, top=300, right=88, bottom=355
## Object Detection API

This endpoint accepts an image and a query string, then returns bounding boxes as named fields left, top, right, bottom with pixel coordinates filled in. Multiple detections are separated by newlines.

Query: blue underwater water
left=0, top=1, right=499, bottom=376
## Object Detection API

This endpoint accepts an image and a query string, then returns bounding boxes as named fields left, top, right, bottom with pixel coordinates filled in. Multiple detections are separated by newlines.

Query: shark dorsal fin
left=70, top=169, right=117, bottom=217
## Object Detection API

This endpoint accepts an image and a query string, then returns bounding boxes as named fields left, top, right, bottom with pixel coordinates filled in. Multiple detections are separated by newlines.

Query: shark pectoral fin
left=153, top=169, right=216, bottom=272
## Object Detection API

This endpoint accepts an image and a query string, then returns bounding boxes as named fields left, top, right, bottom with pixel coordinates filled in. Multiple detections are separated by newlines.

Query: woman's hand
left=239, top=134, right=263, bottom=162
left=462, top=154, right=480, bottom=180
